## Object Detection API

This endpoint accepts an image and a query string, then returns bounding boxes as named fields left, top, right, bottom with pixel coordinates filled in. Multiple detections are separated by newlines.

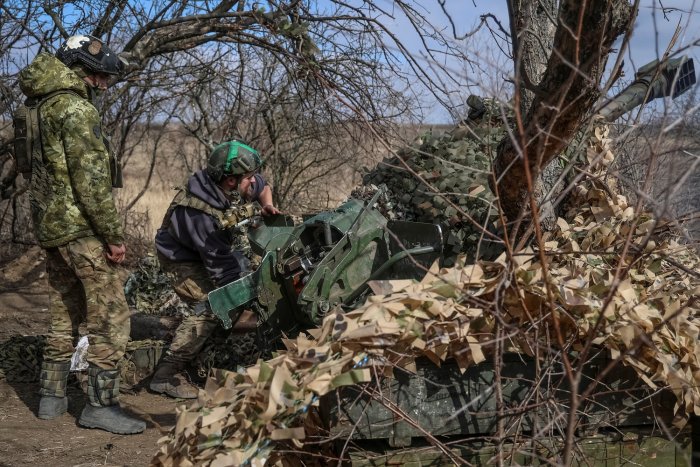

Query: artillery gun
left=209, top=54, right=696, bottom=339
left=205, top=196, right=694, bottom=464
left=208, top=187, right=446, bottom=335
left=200, top=56, right=699, bottom=464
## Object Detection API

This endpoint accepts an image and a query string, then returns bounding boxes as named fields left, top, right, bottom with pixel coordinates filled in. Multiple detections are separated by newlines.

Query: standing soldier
left=150, top=140, right=280, bottom=398
left=18, top=35, right=145, bottom=434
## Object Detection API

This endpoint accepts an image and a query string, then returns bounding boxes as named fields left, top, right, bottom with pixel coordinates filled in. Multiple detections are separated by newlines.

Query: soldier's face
left=220, top=172, right=255, bottom=200
left=237, top=172, right=257, bottom=199
left=83, top=73, right=111, bottom=91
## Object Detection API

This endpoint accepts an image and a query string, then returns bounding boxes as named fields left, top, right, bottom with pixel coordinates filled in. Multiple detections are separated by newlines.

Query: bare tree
left=0, top=0, right=466, bottom=252
left=492, top=0, right=634, bottom=230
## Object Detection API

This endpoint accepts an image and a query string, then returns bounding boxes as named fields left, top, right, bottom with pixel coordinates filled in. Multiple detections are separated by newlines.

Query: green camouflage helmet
left=207, top=141, right=263, bottom=182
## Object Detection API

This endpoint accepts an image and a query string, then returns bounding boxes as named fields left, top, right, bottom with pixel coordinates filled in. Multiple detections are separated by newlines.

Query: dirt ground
left=0, top=248, right=182, bottom=467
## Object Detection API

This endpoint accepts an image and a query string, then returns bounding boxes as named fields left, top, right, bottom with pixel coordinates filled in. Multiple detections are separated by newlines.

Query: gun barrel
left=597, top=56, right=696, bottom=122
left=598, top=78, right=661, bottom=121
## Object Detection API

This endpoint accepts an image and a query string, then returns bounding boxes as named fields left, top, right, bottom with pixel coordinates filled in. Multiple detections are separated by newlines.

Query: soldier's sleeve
left=61, top=99, right=124, bottom=245
left=250, top=173, right=267, bottom=200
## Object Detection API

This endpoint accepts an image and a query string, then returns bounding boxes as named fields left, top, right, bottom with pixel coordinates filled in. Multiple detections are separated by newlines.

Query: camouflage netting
left=192, top=329, right=262, bottom=380
left=124, top=255, right=190, bottom=316
left=153, top=122, right=700, bottom=466
left=353, top=96, right=510, bottom=259
left=0, top=335, right=46, bottom=382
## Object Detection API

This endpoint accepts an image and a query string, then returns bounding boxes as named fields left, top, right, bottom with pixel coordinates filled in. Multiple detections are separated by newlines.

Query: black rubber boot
left=149, top=361, right=198, bottom=399
left=38, top=361, right=70, bottom=420
left=78, top=366, right=146, bottom=435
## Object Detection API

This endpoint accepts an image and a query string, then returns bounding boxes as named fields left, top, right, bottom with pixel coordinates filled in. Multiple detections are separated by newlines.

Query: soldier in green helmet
left=150, top=140, right=280, bottom=398
left=18, top=34, right=145, bottom=434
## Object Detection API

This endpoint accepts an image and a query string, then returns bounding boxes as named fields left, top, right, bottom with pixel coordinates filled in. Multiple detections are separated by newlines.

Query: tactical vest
left=13, top=90, right=122, bottom=187
left=160, top=187, right=261, bottom=232
left=13, top=90, right=79, bottom=177
left=161, top=187, right=228, bottom=231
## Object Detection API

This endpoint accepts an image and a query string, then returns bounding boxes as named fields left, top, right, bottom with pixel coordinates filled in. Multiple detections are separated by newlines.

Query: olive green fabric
left=18, top=52, right=123, bottom=248
left=44, top=236, right=130, bottom=369
left=157, top=251, right=216, bottom=305
left=156, top=252, right=220, bottom=366
left=164, top=314, right=219, bottom=367
left=159, top=187, right=228, bottom=231
left=86, top=366, right=120, bottom=406
left=38, top=360, right=70, bottom=398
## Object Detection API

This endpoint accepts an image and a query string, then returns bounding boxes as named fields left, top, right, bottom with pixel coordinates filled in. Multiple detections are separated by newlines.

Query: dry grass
left=614, top=123, right=700, bottom=242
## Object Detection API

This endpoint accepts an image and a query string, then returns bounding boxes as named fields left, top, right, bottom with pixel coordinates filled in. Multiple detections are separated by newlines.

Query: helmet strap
left=71, top=65, right=89, bottom=79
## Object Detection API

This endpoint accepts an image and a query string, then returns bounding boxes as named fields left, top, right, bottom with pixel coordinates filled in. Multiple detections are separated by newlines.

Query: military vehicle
left=199, top=56, right=698, bottom=465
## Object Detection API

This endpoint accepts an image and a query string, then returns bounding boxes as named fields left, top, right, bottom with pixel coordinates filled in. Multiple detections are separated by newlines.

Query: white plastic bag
left=70, top=335, right=90, bottom=371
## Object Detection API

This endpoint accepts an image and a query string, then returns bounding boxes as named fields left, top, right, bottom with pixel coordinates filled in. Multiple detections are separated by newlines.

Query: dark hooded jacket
left=155, top=169, right=266, bottom=286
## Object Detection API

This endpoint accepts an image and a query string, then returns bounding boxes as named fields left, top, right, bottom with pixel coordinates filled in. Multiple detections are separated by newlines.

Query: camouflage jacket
left=18, top=53, right=123, bottom=248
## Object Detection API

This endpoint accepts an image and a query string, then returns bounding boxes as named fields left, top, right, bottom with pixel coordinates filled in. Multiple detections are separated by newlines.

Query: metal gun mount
left=208, top=187, right=445, bottom=333
left=598, top=55, right=697, bottom=122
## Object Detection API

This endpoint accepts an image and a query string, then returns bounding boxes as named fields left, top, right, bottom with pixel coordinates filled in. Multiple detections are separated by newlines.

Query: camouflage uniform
left=45, top=237, right=130, bottom=368
left=151, top=165, right=267, bottom=398
left=156, top=252, right=218, bottom=366
left=18, top=53, right=129, bottom=373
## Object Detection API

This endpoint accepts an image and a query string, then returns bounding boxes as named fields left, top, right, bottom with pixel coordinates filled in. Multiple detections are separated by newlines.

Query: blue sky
left=370, top=0, right=700, bottom=122
left=448, top=1, right=699, bottom=65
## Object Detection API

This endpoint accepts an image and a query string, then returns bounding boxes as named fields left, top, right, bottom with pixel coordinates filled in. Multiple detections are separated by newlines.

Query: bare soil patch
left=0, top=247, right=181, bottom=467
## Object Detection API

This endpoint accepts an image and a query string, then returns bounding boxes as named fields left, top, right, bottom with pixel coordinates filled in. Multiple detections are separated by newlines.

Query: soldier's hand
left=105, top=243, right=126, bottom=264
left=262, top=204, right=281, bottom=216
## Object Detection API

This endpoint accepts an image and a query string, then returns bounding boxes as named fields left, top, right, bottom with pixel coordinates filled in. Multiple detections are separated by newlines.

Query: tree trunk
left=492, top=0, right=633, bottom=225
left=508, top=0, right=558, bottom=117
left=508, top=0, right=560, bottom=230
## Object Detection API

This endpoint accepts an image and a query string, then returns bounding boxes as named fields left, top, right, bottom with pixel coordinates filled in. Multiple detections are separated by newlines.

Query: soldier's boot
left=38, top=361, right=70, bottom=420
left=149, top=361, right=198, bottom=399
left=78, top=366, right=146, bottom=435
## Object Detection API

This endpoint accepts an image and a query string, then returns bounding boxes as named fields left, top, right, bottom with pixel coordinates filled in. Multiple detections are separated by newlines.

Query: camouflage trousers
left=157, top=253, right=219, bottom=366
left=44, top=236, right=130, bottom=369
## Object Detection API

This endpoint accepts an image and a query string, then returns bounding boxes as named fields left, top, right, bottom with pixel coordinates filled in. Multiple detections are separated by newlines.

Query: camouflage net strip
left=153, top=123, right=700, bottom=466
left=0, top=334, right=166, bottom=389
left=124, top=255, right=190, bottom=316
